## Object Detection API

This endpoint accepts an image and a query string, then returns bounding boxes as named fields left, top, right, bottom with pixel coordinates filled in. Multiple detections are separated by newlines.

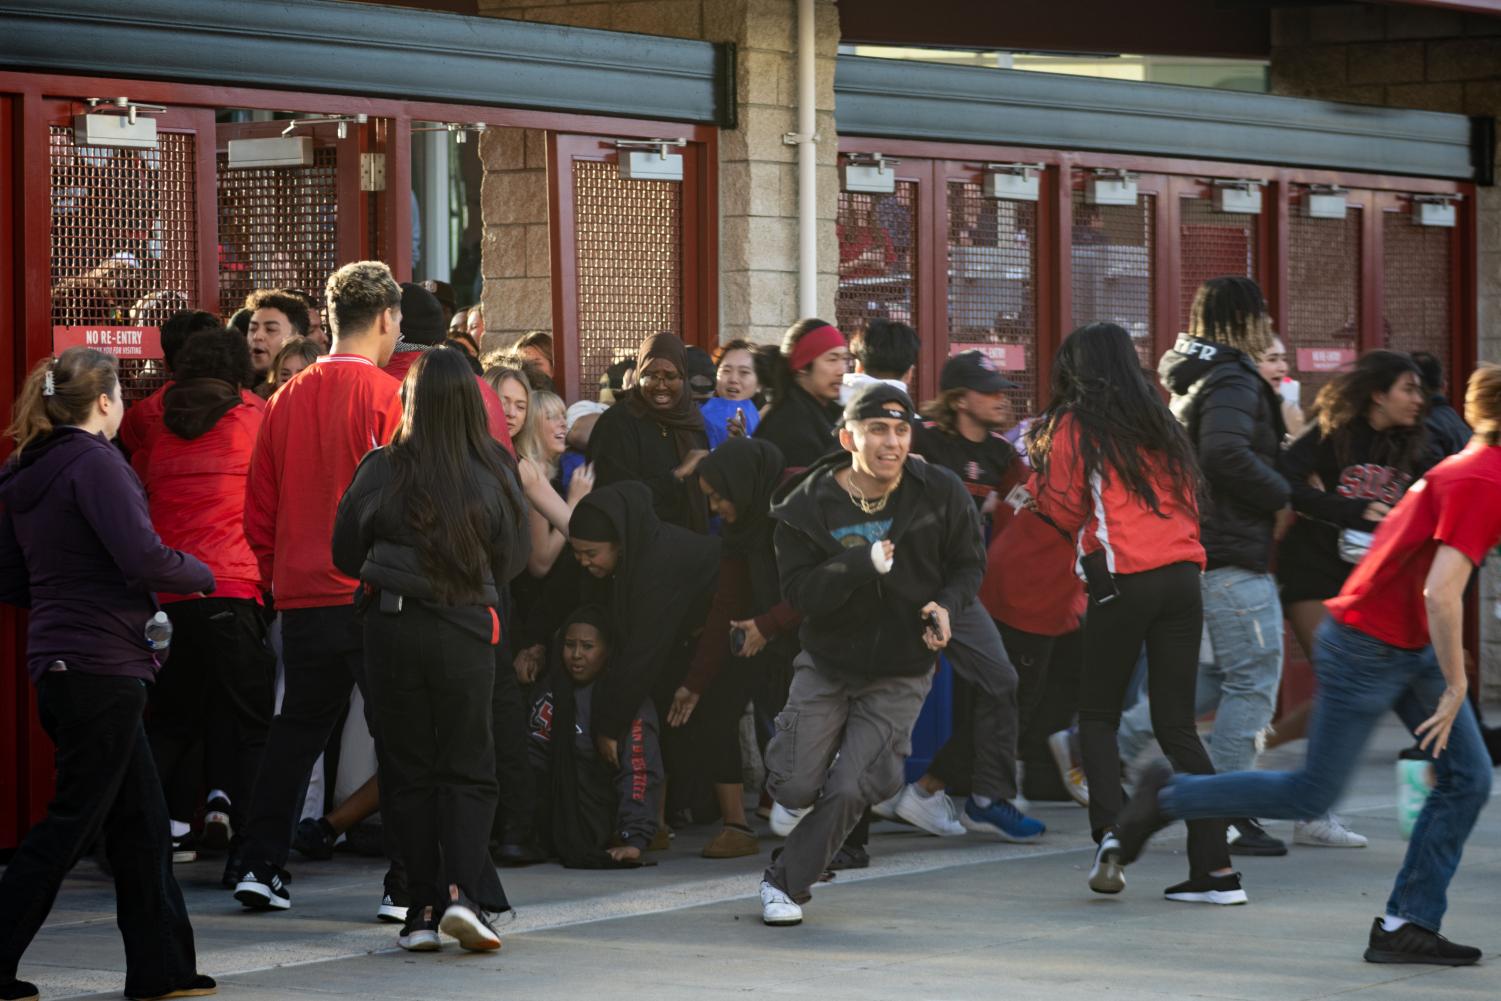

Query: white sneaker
left=1295, top=813, right=1368, bottom=848
left=759, top=880, right=803, bottom=926
left=871, top=789, right=903, bottom=821
left=894, top=785, right=966, bottom=837
left=769, top=803, right=809, bottom=837
left=1088, top=834, right=1126, bottom=894
left=1048, top=729, right=1089, bottom=807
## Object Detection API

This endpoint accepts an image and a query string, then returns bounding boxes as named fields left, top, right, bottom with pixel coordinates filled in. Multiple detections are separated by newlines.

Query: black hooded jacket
left=754, top=383, right=841, bottom=470
left=567, top=482, right=720, bottom=739
left=1159, top=336, right=1290, bottom=573
left=771, top=450, right=983, bottom=679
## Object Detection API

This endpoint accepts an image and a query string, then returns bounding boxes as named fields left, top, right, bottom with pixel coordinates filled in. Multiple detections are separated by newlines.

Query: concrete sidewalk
left=11, top=717, right=1501, bottom=1000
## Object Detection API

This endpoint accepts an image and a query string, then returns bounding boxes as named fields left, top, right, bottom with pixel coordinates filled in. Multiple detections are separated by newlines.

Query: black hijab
left=698, top=437, right=790, bottom=630
left=620, top=332, right=707, bottom=458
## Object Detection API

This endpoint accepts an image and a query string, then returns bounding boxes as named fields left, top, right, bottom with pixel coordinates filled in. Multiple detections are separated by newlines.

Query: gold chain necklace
left=846, top=470, right=900, bottom=515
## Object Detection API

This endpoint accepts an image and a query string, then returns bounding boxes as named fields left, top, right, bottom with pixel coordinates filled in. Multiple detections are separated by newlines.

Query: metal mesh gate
left=1286, top=204, right=1362, bottom=408
left=1179, top=196, right=1258, bottom=332
left=49, top=126, right=199, bottom=402
left=572, top=159, right=684, bottom=395
left=216, top=146, right=339, bottom=318
left=1071, top=190, right=1156, bottom=370
left=836, top=182, right=918, bottom=339
left=947, top=181, right=1039, bottom=415
left=1382, top=211, right=1452, bottom=368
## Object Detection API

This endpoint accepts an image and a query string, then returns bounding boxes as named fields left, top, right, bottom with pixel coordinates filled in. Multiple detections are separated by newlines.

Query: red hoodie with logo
left=1030, top=413, right=1205, bottom=577
left=245, top=355, right=402, bottom=609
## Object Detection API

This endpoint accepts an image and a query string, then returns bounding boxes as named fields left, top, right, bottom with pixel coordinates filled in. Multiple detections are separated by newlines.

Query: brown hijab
left=621, top=332, right=709, bottom=531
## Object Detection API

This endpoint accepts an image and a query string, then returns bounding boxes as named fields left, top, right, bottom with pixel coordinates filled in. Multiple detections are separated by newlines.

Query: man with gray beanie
left=757, top=383, right=983, bottom=927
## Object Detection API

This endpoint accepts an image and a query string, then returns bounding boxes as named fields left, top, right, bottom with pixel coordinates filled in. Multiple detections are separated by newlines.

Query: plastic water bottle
left=1395, top=748, right=1434, bottom=840
left=145, top=611, right=173, bottom=653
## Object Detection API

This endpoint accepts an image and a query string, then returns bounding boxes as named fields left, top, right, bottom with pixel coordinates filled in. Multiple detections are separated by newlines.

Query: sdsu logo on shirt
left=1337, top=463, right=1411, bottom=506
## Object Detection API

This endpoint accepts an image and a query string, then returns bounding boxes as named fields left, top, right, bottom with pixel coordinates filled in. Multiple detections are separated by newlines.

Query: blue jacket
left=0, top=427, right=213, bottom=682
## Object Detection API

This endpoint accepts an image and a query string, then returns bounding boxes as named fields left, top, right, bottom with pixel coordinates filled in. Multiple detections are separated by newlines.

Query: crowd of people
left=1, top=261, right=1499, bottom=1001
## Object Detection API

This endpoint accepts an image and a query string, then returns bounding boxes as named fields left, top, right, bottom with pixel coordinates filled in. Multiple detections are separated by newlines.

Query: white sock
left=1382, top=915, right=1409, bottom=933
left=207, top=789, right=231, bottom=807
left=972, top=795, right=993, bottom=809
left=170, top=820, right=190, bottom=838
left=912, top=785, right=935, bottom=799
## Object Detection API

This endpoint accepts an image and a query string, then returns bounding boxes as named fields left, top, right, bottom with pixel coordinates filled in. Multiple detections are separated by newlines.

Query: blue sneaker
left=961, top=798, right=1045, bottom=842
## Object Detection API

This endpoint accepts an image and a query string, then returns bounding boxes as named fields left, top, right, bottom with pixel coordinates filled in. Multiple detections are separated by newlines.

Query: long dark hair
left=1187, top=276, right=1273, bottom=357
left=1029, top=322, right=1199, bottom=516
left=387, top=348, right=524, bottom=603
left=769, top=317, right=837, bottom=407
left=1310, top=349, right=1427, bottom=470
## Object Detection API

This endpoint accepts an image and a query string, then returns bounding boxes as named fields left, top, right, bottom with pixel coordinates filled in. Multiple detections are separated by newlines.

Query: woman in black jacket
left=588, top=332, right=710, bottom=532
left=333, top=348, right=530, bottom=954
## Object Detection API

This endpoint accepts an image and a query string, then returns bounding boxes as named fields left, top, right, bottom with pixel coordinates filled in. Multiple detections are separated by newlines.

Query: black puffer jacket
left=332, top=442, right=530, bottom=610
left=1159, top=336, right=1289, bottom=573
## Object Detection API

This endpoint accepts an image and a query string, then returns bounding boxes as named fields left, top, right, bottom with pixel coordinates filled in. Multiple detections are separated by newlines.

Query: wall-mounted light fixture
left=1213, top=178, right=1266, bottom=215
left=226, top=137, right=315, bottom=169
left=1412, top=193, right=1460, bottom=228
left=614, top=138, right=687, bottom=182
left=840, top=152, right=897, bottom=195
left=983, top=162, right=1044, bottom=202
left=73, top=96, right=166, bottom=149
left=1302, top=184, right=1348, bottom=220
left=1086, top=168, right=1138, bottom=206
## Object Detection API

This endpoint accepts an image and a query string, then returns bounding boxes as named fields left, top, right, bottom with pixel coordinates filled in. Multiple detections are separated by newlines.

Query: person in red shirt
left=1115, top=363, right=1501, bottom=967
left=143, top=329, right=275, bottom=860
left=1030, top=322, right=1238, bottom=906
left=232, top=261, right=405, bottom=919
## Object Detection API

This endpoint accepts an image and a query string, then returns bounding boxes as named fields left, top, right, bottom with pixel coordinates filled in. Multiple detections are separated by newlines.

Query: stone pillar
left=474, top=0, right=841, bottom=348
left=1272, top=5, right=1501, bottom=699
left=477, top=126, right=550, bottom=359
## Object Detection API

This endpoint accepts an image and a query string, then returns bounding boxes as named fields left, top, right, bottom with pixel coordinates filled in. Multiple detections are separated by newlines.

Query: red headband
left=787, top=325, right=846, bottom=371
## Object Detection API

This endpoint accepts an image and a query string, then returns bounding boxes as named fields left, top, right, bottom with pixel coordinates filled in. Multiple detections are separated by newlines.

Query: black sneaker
left=171, top=832, right=199, bottom=864
left=398, top=906, right=441, bottom=952
left=1227, top=818, right=1287, bottom=857
left=234, top=865, right=291, bottom=911
left=202, top=797, right=233, bottom=851
left=438, top=891, right=502, bottom=952
left=1364, top=917, right=1481, bottom=966
left=827, top=844, right=869, bottom=870
left=1114, top=758, right=1174, bottom=865
left=1164, top=871, right=1248, bottom=905
left=125, top=974, right=217, bottom=1000
left=292, top=817, right=337, bottom=861
left=0, top=980, right=39, bottom=1001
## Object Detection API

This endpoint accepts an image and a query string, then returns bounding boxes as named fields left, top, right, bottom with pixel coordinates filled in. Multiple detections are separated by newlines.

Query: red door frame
left=549, top=130, right=720, bottom=403
left=839, top=136, right=1478, bottom=414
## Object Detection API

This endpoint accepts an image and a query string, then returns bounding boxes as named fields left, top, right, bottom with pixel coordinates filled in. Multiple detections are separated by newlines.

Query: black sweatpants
left=689, top=653, right=770, bottom=786
left=364, top=602, right=505, bottom=913
left=1077, top=562, right=1229, bottom=876
left=0, top=674, right=198, bottom=997
left=146, top=597, right=276, bottom=825
left=490, top=644, right=537, bottom=849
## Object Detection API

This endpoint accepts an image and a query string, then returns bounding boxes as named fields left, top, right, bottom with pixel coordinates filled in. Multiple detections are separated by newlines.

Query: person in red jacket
left=233, top=261, right=405, bottom=919
left=1029, top=322, right=1239, bottom=905
left=119, top=308, right=247, bottom=480
left=144, top=329, right=276, bottom=864
left=384, top=282, right=514, bottom=454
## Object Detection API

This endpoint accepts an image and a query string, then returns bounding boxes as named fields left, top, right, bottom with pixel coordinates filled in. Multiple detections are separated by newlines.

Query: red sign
left=951, top=342, right=1027, bottom=372
left=52, top=326, right=163, bottom=359
left=1296, top=347, right=1356, bottom=373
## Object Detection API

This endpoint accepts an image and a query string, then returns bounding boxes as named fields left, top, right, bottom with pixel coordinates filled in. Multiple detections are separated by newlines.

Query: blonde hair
left=1465, top=363, right=1501, bottom=445
left=267, top=337, right=321, bottom=388
left=919, top=387, right=967, bottom=435
left=483, top=366, right=532, bottom=437
left=7, top=348, right=120, bottom=456
left=517, top=390, right=566, bottom=477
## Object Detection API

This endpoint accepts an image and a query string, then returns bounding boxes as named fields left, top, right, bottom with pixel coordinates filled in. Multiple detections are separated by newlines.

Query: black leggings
left=689, top=654, right=773, bottom=787
left=1078, top=562, right=1229, bottom=877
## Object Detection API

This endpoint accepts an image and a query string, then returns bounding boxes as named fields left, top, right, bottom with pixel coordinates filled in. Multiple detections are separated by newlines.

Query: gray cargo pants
left=763, top=653, right=934, bottom=900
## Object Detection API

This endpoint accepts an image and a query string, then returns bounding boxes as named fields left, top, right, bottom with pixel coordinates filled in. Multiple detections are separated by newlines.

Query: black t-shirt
left=910, top=421, right=1018, bottom=508
left=816, top=469, right=907, bottom=550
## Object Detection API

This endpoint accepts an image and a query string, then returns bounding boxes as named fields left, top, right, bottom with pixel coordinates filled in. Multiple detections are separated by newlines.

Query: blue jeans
left=1162, top=619, right=1491, bottom=931
left=1119, top=568, right=1283, bottom=773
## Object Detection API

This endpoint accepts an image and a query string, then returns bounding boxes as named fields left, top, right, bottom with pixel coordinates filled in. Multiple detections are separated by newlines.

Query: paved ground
left=12, top=717, right=1501, bottom=1001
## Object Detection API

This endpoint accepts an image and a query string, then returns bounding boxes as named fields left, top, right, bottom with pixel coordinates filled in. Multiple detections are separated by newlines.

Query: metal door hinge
left=360, top=153, right=387, bottom=192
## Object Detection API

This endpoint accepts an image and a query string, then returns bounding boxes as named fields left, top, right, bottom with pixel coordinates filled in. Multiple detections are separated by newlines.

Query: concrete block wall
left=477, top=126, right=550, bottom=356
left=1272, top=3, right=1501, bottom=700
left=475, top=0, right=840, bottom=348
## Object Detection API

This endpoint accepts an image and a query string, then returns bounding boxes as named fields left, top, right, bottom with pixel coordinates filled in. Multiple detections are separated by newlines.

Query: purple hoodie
left=0, top=427, right=214, bottom=683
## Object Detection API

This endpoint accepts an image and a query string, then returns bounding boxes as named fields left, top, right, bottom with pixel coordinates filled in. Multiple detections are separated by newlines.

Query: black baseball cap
left=941, top=349, right=1019, bottom=393
left=842, top=382, right=915, bottom=426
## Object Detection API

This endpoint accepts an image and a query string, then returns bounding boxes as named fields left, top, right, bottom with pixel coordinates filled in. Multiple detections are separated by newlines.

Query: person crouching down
left=758, top=383, right=985, bottom=926
left=528, top=605, right=664, bottom=868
